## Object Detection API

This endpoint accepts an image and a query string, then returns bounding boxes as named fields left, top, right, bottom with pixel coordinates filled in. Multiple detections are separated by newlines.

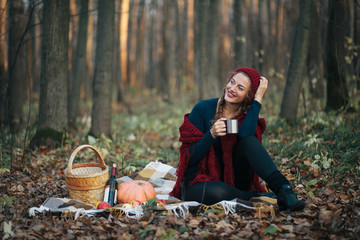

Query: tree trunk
left=307, top=1, right=323, bottom=99
left=274, top=0, right=281, bottom=71
left=206, top=0, right=220, bottom=98
left=146, top=0, right=157, bottom=89
left=160, top=0, right=171, bottom=101
left=233, top=0, right=244, bottom=69
left=31, top=0, right=70, bottom=147
left=114, top=0, right=123, bottom=103
left=68, top=0, right=89, bottom=127
left=126, top=0, right=134, bottom=86
left=325, top=0, right=349, bottom=111
left=84, top=0, right=95, bottom=100
left=257, top=0, right=264, bottom=72
left=180, top=0, right=188, bottom=77
left=135, top=0, right=145, bottom=87
left=89, top=0, right=114, bottom=138
left=7, top=0, right=26, bottom=133
left=193, top=0, right=201, bottom=99
left=280, top=0, right=313, bottom=122
left=246, top=0, right=255, bottom=67
left=194, top=0, right=207, bottom=100
left=354, top=0, right=360, bottom=88
left=27, top=0, right=40, bottom=93
left=0, top=0, right=7, bottom=128
left=174, top=0, right=181, bottom=95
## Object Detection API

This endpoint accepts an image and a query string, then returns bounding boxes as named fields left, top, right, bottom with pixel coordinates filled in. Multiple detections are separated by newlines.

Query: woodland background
left=0, top=0, right=360, bottom=239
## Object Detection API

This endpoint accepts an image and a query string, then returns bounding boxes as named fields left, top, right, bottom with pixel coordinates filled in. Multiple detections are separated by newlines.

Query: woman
left=169, top=67, right=305, bottom=212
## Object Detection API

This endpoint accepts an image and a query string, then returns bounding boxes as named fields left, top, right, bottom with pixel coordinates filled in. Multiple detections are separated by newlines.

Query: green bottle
left=108, top=164, right=117, bottom=207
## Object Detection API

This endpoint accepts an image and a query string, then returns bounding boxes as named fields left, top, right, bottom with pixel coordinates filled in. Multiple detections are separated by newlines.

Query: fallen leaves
left=0, top=106, right=359, bottom=239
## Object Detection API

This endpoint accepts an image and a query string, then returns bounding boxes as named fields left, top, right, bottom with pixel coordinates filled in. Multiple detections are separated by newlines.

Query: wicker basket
left=64, top=145, right=109, bottom=206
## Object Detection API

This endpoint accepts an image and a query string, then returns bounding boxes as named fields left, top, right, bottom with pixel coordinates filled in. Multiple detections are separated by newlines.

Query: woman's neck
left=223, top=102, right=240, bottom=119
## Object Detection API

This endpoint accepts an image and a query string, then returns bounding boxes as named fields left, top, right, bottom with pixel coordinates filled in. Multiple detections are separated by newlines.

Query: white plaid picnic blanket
left=29, top=161, right=276, bottom=220
left=116, top=161, right=179, bottom=201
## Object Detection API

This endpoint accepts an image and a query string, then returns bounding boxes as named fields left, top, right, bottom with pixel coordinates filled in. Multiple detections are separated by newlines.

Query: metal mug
left=226, top=119, right=238, bottom=134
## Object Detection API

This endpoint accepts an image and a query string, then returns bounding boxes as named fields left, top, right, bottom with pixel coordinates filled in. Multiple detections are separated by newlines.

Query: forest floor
left=1, top=92, right=360, bottom=239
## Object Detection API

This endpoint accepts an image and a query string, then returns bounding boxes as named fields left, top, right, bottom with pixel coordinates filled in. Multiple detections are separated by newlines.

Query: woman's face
left=224, top=72, right=251, bottom=104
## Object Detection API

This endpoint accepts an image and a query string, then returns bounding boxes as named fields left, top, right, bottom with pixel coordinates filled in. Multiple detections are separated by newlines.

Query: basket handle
left=67, top=145, right=106, bottom=174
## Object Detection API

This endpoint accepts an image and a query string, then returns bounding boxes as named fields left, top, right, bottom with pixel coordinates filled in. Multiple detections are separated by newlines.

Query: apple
left=96, top=201, right=111, bottom=209
left=122, top=203, right=132, bottom=209
left=155, top=199, right=167, bottom=205
left=131, top=200, right=142, bottom=208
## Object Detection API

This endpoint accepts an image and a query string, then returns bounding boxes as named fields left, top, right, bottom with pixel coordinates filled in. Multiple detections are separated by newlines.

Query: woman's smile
left=226, top=90, right=236, bottom=98
left=224, top=72, right=251, bottom=104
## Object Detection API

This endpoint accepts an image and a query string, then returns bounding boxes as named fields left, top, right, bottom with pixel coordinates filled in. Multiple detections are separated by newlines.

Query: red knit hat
left=229, top=67, right=261, bottom=99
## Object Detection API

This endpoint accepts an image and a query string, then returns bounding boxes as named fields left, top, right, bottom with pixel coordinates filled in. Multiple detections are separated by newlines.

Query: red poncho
left=169, top=113, right=267, bottom=199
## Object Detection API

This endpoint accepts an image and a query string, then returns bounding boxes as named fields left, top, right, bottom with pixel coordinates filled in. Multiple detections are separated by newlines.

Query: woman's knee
left=239, top=135, right=259, bottom=144
left=235, top=135, right=260, bottom=151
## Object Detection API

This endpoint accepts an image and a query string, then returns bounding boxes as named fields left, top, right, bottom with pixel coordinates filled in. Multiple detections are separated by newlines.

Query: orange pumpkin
left=117, top=180, right=156, bottom=203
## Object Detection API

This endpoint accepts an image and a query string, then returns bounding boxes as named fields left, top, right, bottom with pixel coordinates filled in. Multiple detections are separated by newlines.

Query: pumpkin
left=117, top=180, right=156, bottom=203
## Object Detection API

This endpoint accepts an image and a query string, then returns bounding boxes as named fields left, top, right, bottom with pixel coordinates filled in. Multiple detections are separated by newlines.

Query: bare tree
left=307, top=1, right=324, bottom=99
left=135, top=0, right=145, bottom=87
left=7, top=0, right=26, bottom=133
left=68, top=0, right=89, bottom=127
left=206, top=0, right=221, bottom=98
left=160, top=0, right=171, bottom=101
left=31, top=0, right=70, bottom=147
left=280, top=0, right=313, bottom=122
left=114, top=0, right=123, bottom=103
left=325, top=0, right=349, bottom=111
left=145, top=0, right=157, bottom=89
left=89, top=0, right=114, bottom=138
left=353, top=0, right=360, bottom=88
left=126, top=0, right=135, bottom=86
left=84, top=0, right=96, bottom=100
left=232, top=0, right=244, bottom=69
left=193, top=0, right=207, bottom=100
left=0, top=0, right=7, bottom=129
left=180, top=0, right=188, bottom=78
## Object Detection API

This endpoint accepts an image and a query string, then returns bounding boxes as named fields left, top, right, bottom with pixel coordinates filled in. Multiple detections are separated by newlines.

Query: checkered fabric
left=29, top=161, right=277, bottom=220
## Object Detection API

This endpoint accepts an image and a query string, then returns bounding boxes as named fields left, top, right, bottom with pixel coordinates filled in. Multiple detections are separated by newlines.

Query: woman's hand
left=254, top=76, right=268, bottom=104
left=210, top=118, right=227, bottom=139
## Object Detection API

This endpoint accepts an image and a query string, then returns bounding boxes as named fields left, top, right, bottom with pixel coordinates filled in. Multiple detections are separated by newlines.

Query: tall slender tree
left=353, top=0, right=360, bottom=88
left=232, top=0, right=244, bottom=69
left=68, top=0, right=89, bottom=127
left=126, top=0, right=135, bottom=86
left=160, top=0, right=171, bottom=101
left=135, top=0, right=145, bottom=87
left=193, top=0, right=207, bottom=100
left=31, top=0, right=70, bottom=147
left=0, top=0, right=6, bottom=128
left=114, top=0, right=123, bottom=103
left=174, top=0, right=181, bottom=95
left=89, top=0, right=114, bottom=138
left=146, top=0, right=157, bottom=89
left=84, top=0, right=95, bottom=100
left=325, top=0, right=349, bottom=110
left=206, top=0, right=221, bottom=98
left=180, top=0, right=188, bottom=78
left=7, top=0, right=26, bottom=133
left=280, top=0, right=313, bottom=122
left=307, top=1, right=323, bottom=99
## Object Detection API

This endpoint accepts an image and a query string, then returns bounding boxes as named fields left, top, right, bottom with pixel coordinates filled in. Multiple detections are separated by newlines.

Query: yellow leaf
left=0, top=168, right=10, bottom=174
left=3, top=221, right=15, bottom=238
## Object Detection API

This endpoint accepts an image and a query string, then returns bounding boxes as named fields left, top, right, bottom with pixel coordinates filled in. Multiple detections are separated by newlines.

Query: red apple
left=131, top=200, right=142, bottom=207
left=155, top=199, right=167, bottom=205
left=96, top=201, right=111, bottom=209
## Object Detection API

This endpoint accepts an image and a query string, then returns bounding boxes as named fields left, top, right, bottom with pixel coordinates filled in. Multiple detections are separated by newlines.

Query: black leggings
left=182, top=136, right=286, bottom=205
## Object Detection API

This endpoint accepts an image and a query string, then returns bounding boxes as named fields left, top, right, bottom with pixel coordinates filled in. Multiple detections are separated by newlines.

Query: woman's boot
left=277, top=184, right=305, bottom=211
